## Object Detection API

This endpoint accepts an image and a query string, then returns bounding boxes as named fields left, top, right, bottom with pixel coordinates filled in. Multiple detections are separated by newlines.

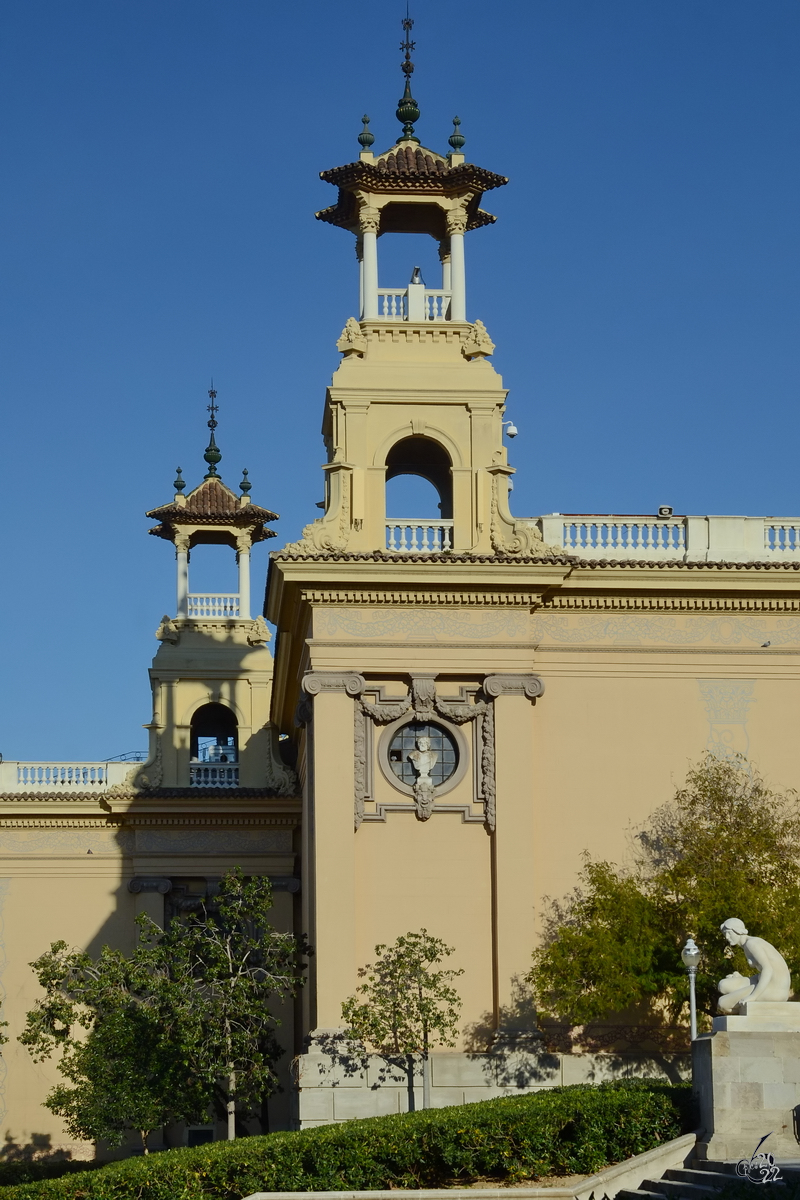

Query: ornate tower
left=286, top=25, right=550, bottom=560
left=135, top=395, right=295, bottom=794
left=267, top=22, right=564, bottom=1123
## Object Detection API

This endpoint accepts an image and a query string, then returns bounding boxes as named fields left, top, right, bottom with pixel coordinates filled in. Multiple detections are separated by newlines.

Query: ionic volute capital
left=482, top=674, right=545, bottom=701
left=303, top=672, right=366, bottom=698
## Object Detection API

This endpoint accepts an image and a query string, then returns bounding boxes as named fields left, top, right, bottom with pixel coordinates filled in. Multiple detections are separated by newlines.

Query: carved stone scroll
left=303, top=673, right=366, bottom=697
left=356, top=678, right=497, bottom=829
left=483, top=675, right=545, bottom=700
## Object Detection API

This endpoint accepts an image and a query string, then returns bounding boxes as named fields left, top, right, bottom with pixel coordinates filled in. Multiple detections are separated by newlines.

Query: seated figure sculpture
left=717, top=917, right=792, bottom=1013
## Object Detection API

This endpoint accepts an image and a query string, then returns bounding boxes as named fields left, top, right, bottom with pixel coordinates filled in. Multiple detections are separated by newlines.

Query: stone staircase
left=618, top=1160, right=800, bottom=1200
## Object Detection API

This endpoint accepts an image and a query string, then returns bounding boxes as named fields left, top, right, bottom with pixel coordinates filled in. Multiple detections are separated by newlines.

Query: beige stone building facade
left=2, top=67, right=800, bottom=1151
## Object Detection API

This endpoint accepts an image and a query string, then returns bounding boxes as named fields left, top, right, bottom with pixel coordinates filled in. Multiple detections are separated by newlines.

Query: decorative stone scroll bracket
left=302, top=673, right=366, bottom=698
left=483, top=675, right=545, bottom=700
left=128, top=877, right=172, bottom=895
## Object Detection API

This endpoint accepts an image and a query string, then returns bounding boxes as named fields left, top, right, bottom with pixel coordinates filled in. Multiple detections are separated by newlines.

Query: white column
left=447, top=214, right=467, bottom=322
left=360, top=207, right=380, bottom=320
left=356, top=236, right=364, bottom=320
left=439, top=240, right=452, bottom=291
left=237, top=541, right=251, bottom=620
left=176, top=538, right=189, bottom=617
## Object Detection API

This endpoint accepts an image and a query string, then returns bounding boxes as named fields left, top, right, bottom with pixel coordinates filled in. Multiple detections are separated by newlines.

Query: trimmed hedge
left=0, top=1080, right=692, bottom=1200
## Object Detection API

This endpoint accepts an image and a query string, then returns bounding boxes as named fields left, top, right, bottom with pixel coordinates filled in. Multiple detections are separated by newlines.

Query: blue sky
left=2, top=1, right=799, bottom=760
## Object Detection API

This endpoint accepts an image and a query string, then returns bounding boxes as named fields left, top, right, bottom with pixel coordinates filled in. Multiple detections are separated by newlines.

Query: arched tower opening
left=385, top=436, right=454, bottom=552
left=386, top=436, right=453, bottom=519
left=190, top=703, right=239, bottom=786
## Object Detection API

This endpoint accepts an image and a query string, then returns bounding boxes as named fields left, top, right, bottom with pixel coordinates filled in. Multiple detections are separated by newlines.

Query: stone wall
left=293, top=1048, right=691, bottom=1128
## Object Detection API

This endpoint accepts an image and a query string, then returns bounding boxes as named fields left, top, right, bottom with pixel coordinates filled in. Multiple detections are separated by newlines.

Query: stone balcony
left=0, top=760, right=136, bottom=793
left=534, top=514, right=800, bottom=563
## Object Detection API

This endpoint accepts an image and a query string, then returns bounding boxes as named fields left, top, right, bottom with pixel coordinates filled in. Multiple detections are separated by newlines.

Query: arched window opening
left=190, top=703, right=238, bottom=767
left=385, top=437, right=453, bottom=519
left=385, top=474, right=443, bottom=519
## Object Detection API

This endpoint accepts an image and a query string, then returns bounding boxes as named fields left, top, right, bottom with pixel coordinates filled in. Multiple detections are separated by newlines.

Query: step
left=663, top=1169, right=739, bottom=1188
left=640, top=1177, right=721, bottom=1199
left=615, top=1190, right=668, bottom=1200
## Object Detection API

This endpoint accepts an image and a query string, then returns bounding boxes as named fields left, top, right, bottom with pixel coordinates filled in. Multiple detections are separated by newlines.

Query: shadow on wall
left=0, top=1132, right=72, bottom=1163
left=462, top=975, right=689, bottom=1087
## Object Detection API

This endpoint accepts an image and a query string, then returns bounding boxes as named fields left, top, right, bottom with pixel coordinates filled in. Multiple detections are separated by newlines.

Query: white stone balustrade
left=187, top=593, right=240, bottom=618
left=386, top=520, right=454, bottom=553
left=189, top=764, right=239, bottom=788
left=538, top=514, right=800, bottom=563
left=0, top=761, right=131, bottom=793
left=376, top=287, right=452, bottom=321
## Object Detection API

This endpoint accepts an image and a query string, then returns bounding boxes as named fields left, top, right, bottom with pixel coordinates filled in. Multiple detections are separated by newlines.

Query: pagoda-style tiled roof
left=147, top=477, right=278, bottom=542
left=316, top=144, right=508, bottom=234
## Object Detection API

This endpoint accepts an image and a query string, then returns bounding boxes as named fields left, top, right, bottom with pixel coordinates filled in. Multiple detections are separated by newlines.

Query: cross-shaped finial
left=207, top=383, right=219, bottom=428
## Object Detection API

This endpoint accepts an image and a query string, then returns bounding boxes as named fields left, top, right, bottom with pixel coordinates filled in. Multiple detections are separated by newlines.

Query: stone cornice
left=541, top=595, right=800, bottom=613
left=300, top=590, right=542, bottom=606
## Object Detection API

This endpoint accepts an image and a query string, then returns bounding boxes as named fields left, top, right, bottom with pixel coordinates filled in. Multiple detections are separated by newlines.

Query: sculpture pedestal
left=694, top=1003, right=800, bottom=1161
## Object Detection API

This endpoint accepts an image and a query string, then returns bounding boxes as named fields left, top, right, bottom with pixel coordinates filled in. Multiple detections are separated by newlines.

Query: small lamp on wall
left=681, top=937, right=701, bottom=1040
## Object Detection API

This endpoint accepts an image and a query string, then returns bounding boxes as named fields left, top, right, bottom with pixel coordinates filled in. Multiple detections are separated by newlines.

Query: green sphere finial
left=204, top=384, right=222, bottom=479
left=174, top=467, right=186, bottom=493
left=396, top=13, right=420, bottom=143
left=240, top=468, right=252, bottom=494
left=448, top=116, right=465, bottom=153
left=358, top=115, right=375, bottom=151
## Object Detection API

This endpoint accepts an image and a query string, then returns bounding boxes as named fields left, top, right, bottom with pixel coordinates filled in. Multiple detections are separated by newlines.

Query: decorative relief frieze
left=315, top=609, right=528, bottom=641
left=531, top=613, right=800, bottom=647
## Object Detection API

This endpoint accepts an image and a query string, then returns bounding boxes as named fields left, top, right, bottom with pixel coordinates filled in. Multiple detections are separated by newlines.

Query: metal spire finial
left=203, top=382, right=222, bottom=479
left=448, top=116, right=466, bottom=154
left=358, top=114, right=375, bottom=151
left=396, top=9, right=420, bottom=143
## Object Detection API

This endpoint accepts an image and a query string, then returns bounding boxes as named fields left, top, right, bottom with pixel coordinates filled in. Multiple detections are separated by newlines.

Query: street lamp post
left=681, top=938, right=701, bottom=1041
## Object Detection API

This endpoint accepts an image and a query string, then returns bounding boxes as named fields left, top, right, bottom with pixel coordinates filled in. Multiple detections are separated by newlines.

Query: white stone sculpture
left=717, top=917, right=792, bottom=1013
left=408, top=735, right=438, bottom=821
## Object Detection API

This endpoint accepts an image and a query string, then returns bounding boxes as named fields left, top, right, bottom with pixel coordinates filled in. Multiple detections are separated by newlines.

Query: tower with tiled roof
left=265, top=18, right=558, bottom=1108
left=136, top=393, right=295, bottom=794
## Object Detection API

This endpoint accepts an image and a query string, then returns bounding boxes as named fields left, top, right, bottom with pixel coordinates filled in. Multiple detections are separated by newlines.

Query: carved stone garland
left=355, top=676, right=493, bottom=830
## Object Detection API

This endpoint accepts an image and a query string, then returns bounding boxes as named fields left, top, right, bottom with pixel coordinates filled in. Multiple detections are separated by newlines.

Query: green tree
left=164, top=868, right=308, bottom=1140
left=21, top=870, right=308, bottom=1150
left=341, top=930, right=463, bottom=1110
left=529, top=756, right=800, bottom=1040
left=20, top=939, right=206, bottom=1152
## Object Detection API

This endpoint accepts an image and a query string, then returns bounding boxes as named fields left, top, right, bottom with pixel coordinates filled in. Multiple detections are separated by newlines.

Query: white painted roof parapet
left=0, top=761, right=132, bottom=794
left=536, top=514, right=800, bottom=562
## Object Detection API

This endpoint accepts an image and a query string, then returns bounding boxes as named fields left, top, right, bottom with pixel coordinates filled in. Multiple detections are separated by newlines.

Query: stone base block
left=713, top=1001, right=800, bottom=1033
left=694, top=1028, right=800, bottom=1161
